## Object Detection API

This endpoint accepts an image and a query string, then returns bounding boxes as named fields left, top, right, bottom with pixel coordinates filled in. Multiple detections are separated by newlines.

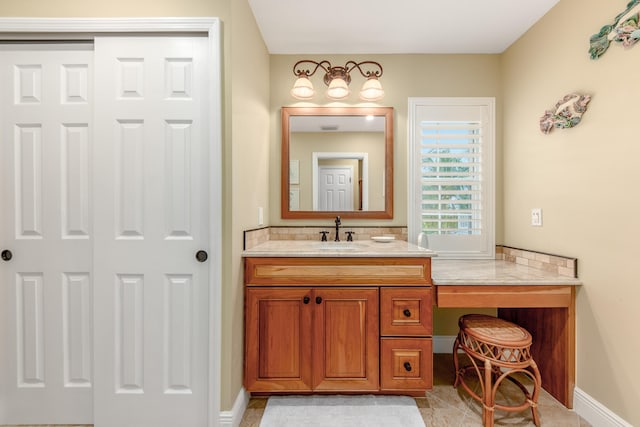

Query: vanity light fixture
left=290, top=60, right=384, bottom=101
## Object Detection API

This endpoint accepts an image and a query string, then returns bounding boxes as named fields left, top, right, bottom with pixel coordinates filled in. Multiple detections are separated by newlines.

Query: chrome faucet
left=334, top=216, right=341, bottom=242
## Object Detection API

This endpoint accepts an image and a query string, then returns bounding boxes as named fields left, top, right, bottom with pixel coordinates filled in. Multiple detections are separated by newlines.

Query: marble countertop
left=242, top=240, right=581, bottom=286
left=432, top=259, right=581, bottom=286
left=242, top=239, right=435, bottom=258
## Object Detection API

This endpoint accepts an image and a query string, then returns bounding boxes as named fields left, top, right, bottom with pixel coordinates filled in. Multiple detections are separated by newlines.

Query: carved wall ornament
left=590, top=0, right=640, bottom=59
left=539, top=93, right=591, bottom=134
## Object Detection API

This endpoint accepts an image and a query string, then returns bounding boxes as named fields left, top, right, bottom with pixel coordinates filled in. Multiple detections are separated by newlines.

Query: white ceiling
left=248, top=0, right=560, bottom=54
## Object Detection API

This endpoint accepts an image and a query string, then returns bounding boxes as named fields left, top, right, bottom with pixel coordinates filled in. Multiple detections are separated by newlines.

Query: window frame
left=407, top=97, right=495, bottom=259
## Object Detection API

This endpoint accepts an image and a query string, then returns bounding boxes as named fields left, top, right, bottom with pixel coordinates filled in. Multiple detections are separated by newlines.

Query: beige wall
left=227, top=0, right=270, bottom=412
left=502, top=0, right=639, bottom=424
left=0, top=0, right=221, bottom=16
left=0, top=0, right=271, bottom=413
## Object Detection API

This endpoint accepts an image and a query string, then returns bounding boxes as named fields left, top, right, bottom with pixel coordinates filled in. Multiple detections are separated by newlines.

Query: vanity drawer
left=380, top=338, right=432, bottom=391
left=245, top=257, right=432, bottom=286
left=380, top=287, right=432, bottom=336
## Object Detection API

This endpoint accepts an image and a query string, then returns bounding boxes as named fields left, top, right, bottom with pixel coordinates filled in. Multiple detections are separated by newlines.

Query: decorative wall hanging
left=589, top=0, right=640, bottom=59
left=539, top=93, right=591, bottom=134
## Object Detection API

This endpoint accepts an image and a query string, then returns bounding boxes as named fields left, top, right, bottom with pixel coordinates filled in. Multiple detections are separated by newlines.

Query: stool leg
left=530, top=360, right=542, bottom=427
left=483, top=358, right=494, bottom=427
left=453, top=336, right=461, bottom=388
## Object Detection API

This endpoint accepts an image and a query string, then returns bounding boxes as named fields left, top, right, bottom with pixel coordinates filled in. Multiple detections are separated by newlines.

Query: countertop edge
left=432, top=279, right=582, bottom=286
left=241, top=252, right=435, bottom=258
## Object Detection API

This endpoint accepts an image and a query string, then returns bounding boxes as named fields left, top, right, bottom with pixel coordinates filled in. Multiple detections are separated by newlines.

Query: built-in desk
left=432, top=259, right=581, bottom=409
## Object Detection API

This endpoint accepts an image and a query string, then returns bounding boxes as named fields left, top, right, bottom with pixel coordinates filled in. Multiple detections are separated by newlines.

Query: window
left=407, top=98, right=495, bottom=259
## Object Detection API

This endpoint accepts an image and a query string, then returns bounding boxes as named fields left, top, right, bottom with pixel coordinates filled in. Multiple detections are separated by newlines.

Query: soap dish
left=371, top=236, right=395, bottom=243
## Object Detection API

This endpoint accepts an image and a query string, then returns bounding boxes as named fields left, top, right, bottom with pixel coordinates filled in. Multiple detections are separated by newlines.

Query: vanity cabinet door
left=312, top=288, right=379, bottom=391
left=244, top=288, right=313, bottom=392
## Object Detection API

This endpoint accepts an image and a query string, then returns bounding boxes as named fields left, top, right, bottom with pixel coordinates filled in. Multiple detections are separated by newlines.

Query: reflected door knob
left=195, top=250, right=208, bottom=262
left=1, top=249, right=12, bottom=261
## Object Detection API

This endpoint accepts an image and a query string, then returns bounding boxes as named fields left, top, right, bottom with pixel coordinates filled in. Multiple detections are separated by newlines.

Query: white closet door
left=92, top=37, right=210, bottom=427
left=0, top=44, right=94, bottom=424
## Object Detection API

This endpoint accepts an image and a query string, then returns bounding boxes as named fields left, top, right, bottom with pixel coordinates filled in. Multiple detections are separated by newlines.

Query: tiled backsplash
left=499, top=246, right=577, bottom=278
left=243, top=226, right=407, bottom=250
left=243, top=227, right=577, bottom=278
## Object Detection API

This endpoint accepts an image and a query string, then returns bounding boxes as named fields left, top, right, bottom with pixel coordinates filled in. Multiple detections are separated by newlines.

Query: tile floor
left=240, top=353, right=592, bottom=427
left=0, top=354, right=591, bottom=427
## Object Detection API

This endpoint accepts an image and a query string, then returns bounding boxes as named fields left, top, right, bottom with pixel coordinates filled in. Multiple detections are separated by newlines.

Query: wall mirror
left=281, top=106, right=393, bottom=219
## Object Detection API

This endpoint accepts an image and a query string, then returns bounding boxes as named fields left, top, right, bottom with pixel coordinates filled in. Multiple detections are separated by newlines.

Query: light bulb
left=326, top=78, right=350, bottom=100
left=290, top=76, right=315, bottom=100
left=359, top=77, right=384, bottom=101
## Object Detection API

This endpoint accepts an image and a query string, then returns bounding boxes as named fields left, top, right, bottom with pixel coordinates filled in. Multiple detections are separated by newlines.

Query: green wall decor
left=590, top=0, right=640, bottom=59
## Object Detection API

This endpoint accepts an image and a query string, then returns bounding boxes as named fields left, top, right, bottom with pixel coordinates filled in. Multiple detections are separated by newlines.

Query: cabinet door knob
left=315, top=296, right=323, bottom=304
left=303, top=296, right=310, bottom=304
left=403, top=308, right=411, bottom=317
left=404, top=362, right=412, bottom=372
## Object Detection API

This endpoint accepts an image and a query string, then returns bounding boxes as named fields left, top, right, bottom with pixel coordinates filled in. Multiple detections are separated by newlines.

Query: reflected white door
left=92, top=37, right=210, bottom=427
left=318, top=166, right=353, bottom=211
left=0, top=44, right=94, bottom=424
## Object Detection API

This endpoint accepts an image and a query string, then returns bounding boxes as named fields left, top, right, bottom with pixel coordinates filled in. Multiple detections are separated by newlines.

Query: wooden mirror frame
left=281, top=106, right=393, bottom=219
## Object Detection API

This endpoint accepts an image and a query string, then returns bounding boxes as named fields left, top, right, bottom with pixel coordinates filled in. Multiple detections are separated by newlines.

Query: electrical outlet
left=531, top=208, right=542, bottom=226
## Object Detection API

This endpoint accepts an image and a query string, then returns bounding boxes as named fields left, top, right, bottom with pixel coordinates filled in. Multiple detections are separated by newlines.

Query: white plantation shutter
left=408, top=98, right=495, bottom=258
left=420, top=121, right=482, bottom=234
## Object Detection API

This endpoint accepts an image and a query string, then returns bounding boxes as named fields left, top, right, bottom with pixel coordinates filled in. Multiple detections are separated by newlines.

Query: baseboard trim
left=219, top=387, right=250, bottom=427
left=433, top=335, right=456, bottom=354
left=573, top=387, right=633, bottom=427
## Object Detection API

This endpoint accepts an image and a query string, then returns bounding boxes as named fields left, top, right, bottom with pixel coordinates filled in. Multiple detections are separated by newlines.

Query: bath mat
left=259, top=394, right=425, bottom=427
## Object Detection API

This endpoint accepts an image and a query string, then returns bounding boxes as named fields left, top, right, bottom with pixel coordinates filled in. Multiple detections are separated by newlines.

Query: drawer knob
left=404, top=362, right=412, bottom=372
left=403, top=308, right=411, bottom=317
left=303, top=296, right=310, bottom=304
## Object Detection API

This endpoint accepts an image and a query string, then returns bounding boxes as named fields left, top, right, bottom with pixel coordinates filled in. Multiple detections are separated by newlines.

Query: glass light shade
left=359, top=77, right=384, bottom=101
left=326, top=77, right=350, bottom=100
left=290, top=76, right=315, bottom=100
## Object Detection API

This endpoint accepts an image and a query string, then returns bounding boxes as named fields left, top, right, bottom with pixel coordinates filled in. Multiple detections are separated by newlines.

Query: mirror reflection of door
left=318, top=166, right=354, bottom=211
left=312, top=153, right=368, bottom=211
left=288, top=113, right=386, bottom=213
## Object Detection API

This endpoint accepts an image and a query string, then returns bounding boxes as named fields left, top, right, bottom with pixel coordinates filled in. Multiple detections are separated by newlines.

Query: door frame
left=0, top=18, right=223, bottom=427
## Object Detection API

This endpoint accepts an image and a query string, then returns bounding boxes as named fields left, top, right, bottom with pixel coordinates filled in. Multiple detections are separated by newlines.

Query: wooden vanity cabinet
left=245, top=287, right=379, bottom=392
left=244, top=257, right=432, bottom=396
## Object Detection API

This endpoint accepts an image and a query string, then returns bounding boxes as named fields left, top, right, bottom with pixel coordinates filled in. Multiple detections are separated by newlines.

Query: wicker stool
left=453, top=314, right=542, bottom=427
